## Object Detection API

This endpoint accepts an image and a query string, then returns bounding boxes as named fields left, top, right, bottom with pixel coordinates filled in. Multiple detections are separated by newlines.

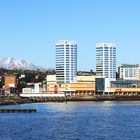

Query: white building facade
left=96, top=43, right=116, bottom=80
left=96, top=43, right=116, bottom=92
left=118, top=64, right=140, bottom=80
left=56, top=40, right=77, bottom=84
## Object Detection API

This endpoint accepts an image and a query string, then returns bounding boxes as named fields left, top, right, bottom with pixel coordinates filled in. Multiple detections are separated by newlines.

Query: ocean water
left=0, top=101, right=140, bottom=140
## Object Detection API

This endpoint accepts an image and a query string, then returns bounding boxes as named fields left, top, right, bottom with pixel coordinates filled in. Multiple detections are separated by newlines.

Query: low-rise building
left=118, top=64, right=140, bottom=80
left=22, top=83, right=42, bottom=93
left=4, top=74, right=17, bottom=88
left=46, top=75, right=57, bottom=85
left=45, top=74, right=95, bottom=95
left=96, top=79, right=140, bottom=95
left=77, top=75, right=95, bottom=83
left=47, top=83, right=95, bottom=95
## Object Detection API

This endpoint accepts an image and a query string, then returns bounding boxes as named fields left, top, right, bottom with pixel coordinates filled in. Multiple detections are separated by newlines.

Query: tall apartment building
left=118, top=64, right=140, bottom=80
left=56, top=40, right=77, bottom=84
left=96, top=43, right=116, bottom=92
left=96, top=43, right=116, bottom=80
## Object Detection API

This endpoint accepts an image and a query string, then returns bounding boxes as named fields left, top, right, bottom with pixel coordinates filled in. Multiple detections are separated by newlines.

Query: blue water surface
left=0, top=101, right=140, bottom=140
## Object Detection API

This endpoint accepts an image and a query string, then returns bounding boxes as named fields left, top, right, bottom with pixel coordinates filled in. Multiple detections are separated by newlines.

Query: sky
left=0, top=0, right=140, bottom=71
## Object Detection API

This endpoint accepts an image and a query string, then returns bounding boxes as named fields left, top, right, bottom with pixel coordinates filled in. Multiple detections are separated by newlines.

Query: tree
left=17, top=81, right=27, bottom=92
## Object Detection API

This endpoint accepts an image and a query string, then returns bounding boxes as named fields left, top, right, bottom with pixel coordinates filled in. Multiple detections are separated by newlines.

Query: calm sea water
left=0, top=101, right=140, bottom=140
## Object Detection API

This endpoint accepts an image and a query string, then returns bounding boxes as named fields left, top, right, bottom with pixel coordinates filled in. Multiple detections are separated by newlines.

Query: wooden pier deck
left=0, top=108, right=36, bottom=113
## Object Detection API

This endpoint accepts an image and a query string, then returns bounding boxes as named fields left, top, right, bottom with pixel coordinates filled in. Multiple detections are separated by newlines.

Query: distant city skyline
left=0, top=0, right=140, bottom=70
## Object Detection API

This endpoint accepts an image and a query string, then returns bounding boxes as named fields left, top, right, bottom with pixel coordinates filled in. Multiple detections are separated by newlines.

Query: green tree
left=17, top=81, right=27, bottom=92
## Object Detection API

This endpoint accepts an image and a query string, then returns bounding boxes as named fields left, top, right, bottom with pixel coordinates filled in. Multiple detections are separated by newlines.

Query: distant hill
left=0, top=57, right=45, bottom=70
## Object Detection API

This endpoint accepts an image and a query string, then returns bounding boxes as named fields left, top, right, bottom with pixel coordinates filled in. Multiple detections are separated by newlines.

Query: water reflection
left=46, top=102, right=80, bottom=112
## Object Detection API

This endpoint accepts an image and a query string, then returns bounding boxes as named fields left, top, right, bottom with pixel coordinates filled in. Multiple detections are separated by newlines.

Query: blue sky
left=0, top=0, right=140, bottom=71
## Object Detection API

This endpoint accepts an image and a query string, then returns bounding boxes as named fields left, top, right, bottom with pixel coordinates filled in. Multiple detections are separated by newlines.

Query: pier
left=0, top=108, right=36, bottom=113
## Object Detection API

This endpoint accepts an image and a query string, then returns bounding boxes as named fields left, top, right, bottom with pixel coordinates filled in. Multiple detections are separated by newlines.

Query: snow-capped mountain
left=0, top=57, right=45, bottom=70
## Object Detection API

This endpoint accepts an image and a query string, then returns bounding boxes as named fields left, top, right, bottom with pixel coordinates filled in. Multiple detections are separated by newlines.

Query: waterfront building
left=111, top=80, right=140, bottom=88
left=22, top=83, right=42, bottom=93
left=95, top=79, right=140, bottom=95
left=56, top=40, right=77, bottom=84
left=45, top=74, right=95, bottom=95
left=96, top=43, right=116, bottom=79
left=107, top=79, right=140, bottom=95
left=118, top=64, right=140, bottom=80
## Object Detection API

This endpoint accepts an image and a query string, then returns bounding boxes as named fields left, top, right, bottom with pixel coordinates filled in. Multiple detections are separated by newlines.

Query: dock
left=0, top=108, right=36, bottom=113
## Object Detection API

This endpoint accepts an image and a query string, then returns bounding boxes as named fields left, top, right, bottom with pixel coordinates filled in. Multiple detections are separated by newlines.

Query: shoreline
left=1, top=95, right=140, bottom=106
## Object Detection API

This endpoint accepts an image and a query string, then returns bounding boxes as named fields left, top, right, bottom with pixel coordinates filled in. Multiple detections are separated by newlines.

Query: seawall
left=1, top=95, right=140, bottom=105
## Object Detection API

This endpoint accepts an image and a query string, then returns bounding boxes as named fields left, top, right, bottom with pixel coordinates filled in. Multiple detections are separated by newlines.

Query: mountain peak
left=0, top=57, right=45, bottom=70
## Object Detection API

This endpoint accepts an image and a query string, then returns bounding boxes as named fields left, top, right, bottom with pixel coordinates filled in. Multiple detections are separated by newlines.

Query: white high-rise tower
left=56, top=40, right=77, bottom=84
left=96, top=43, right=116, bottom=80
